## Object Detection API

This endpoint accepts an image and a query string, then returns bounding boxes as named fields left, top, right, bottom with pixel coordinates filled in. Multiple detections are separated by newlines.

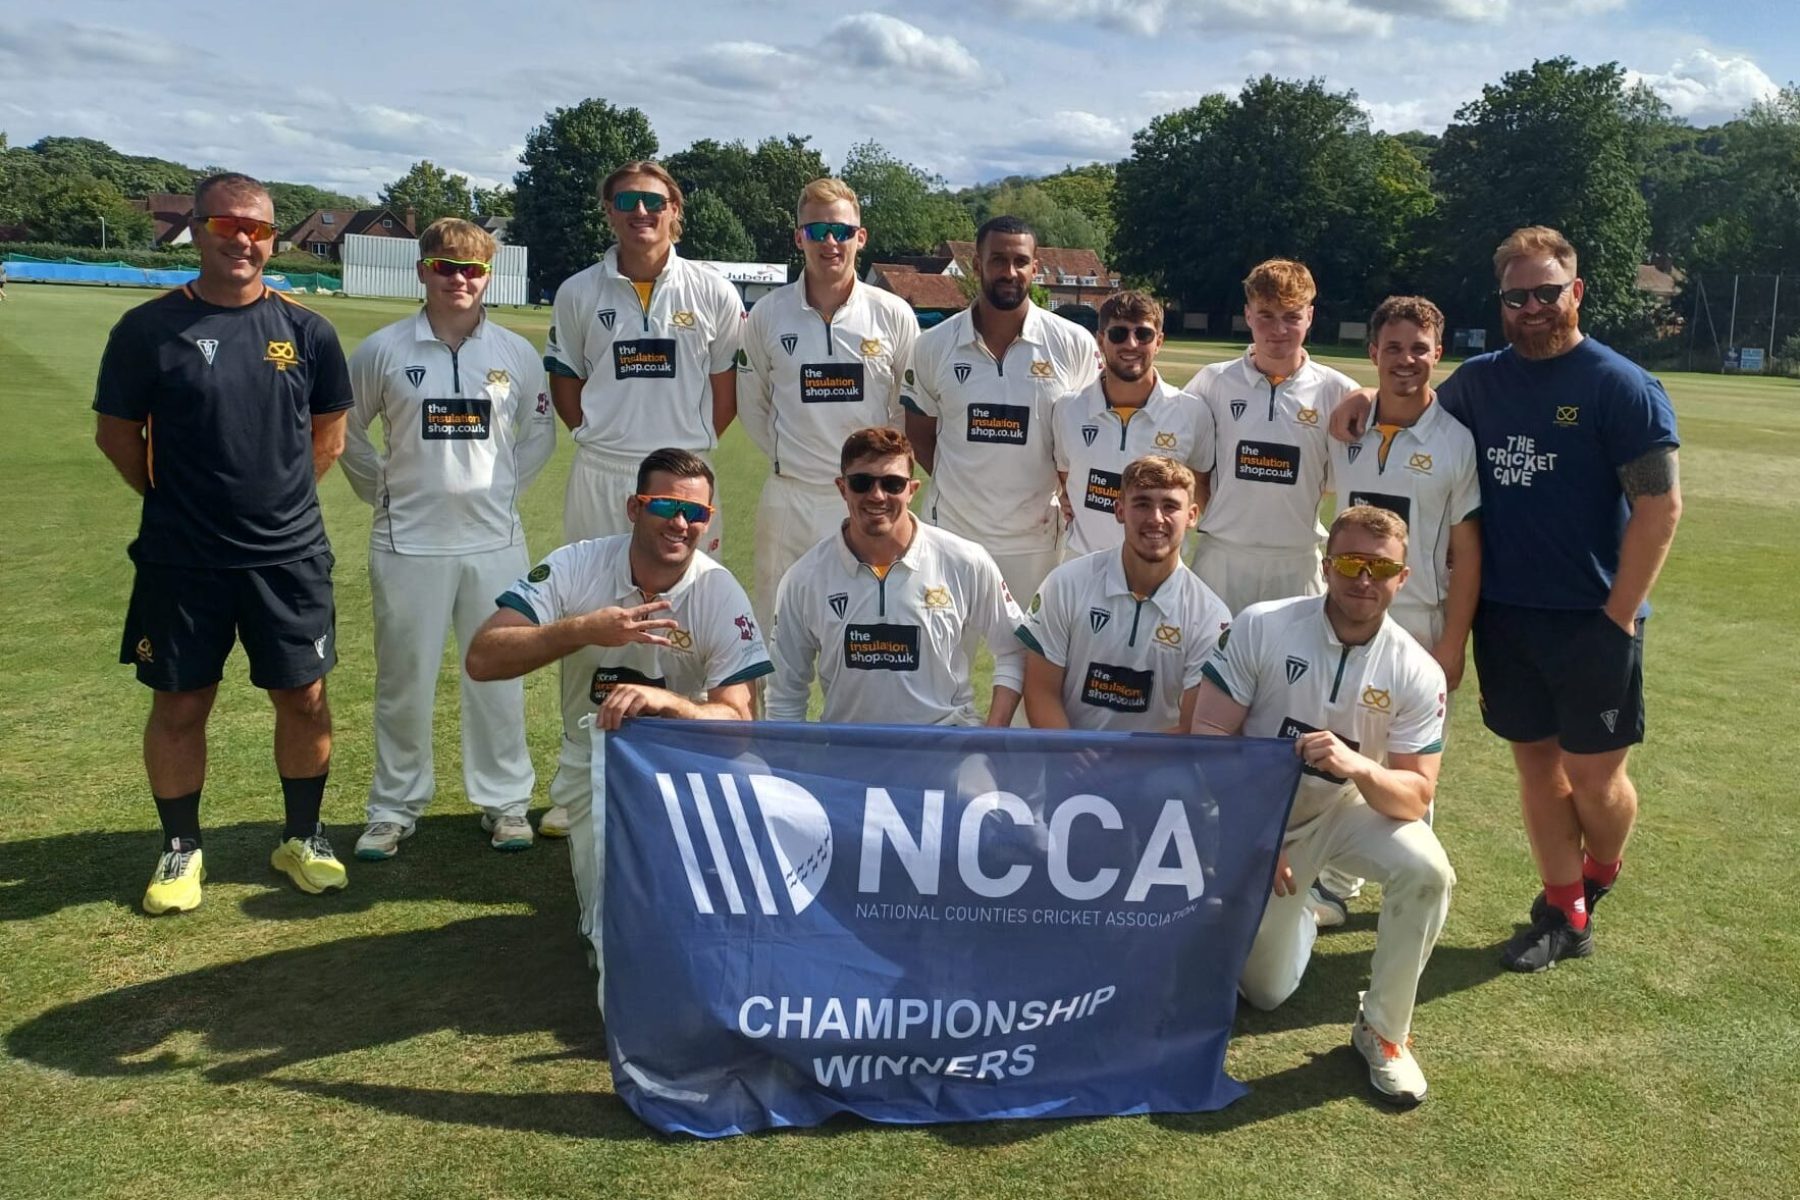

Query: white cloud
left=991, top=0, right=1625, bottom=37
left=1628, top=50, right=1780, bottom=123
left=829, top=13, right=984, bottom=84
left=677, top=41, right=806, bottom=89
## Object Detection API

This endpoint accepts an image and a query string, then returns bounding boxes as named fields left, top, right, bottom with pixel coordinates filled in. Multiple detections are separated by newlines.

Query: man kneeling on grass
left=1189, top=504, right=1453, bottom=1106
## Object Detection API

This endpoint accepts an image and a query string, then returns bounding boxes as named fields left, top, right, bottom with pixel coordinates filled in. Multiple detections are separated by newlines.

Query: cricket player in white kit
left=1183, top=259, right=1358, bottom=614
left=467, top=449, right=771, bottom=949
left=1052, top=291, right=1210, bottom=561
left=1191, top=505, right=1452, bottom=1106
left=340, top=218, right=557, bottom=860
left=903, top=216, right=1100, bottom=605
left=540, top=159, right=744, bottom=836
left=1019, top=456, right=1229, bottom=732
left=769, top=427, right=1026, bottom=726
left=739, top=177, right=919, bottom=627
left=1312, top=296, right=1481, bottom=924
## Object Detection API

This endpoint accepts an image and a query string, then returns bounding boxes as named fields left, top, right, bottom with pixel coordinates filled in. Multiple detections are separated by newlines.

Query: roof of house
left=1637, top=262, right=1681, bottom=297
left=940, top=239, right=1115, bottom=285
left=874, top=270, right=970, bottom=311
left=281, top=207, right=414, bottom=247
left=131, top=193, right=195, bottom=245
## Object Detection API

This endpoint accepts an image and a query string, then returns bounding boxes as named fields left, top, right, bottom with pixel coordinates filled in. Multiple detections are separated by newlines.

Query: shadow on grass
left=0, top=814, right=570, bottom=922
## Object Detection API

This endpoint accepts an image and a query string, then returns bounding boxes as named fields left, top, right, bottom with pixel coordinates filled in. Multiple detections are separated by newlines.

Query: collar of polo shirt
left=1102, top=545, right=1176, bottom=603
left=600, top=242, right=679, bottom=282
left=954, top=300, right=1052, bottom=352
left=616, top=536, right=705, bottom=605
left=833, top=517, right=928, bottom=576
left=411, top=309, right=489, bottom=343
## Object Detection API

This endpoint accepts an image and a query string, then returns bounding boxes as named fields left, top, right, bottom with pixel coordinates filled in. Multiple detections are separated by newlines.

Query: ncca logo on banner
left=653, top=772, right=1206, bottom=917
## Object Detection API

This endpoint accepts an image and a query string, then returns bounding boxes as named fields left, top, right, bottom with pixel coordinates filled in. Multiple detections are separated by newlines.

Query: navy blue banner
left=601, top=720, right=1300, bottom=1137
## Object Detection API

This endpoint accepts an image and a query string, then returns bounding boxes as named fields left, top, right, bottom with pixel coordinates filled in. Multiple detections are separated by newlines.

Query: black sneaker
left=1501, top=907, right=1594, bottom=972
left=1528, top=877, right=1612, bottom=925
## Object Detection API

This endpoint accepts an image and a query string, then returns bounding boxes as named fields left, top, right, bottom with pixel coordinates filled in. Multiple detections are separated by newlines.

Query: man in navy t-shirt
left=1333, top=226, right=1682, bottom=972
left=94, top=172, right=355, bottom=915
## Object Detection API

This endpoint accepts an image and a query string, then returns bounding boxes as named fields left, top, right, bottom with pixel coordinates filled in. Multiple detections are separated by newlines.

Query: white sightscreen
left=341, top=233, right=529, bottom=306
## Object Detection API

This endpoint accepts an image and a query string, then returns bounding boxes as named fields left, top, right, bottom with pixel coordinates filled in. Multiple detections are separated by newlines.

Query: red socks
left=1545, top=880, right=1590, bottom=930
left=1584, top=853, right=1622, bottom=889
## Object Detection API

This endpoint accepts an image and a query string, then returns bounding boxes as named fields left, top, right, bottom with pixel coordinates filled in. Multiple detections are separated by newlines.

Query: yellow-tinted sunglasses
left=1326, top=552, right=1405, bottom=580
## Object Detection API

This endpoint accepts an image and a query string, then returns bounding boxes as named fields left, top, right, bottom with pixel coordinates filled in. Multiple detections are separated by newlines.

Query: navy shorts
left=119, top=553, right=337, bottom=692
left=1472, top=601, right=1644, bottom=754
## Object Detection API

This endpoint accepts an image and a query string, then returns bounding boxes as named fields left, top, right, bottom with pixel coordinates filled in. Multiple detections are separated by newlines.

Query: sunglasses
left=844, top=473, right=911, bottom=496
left=637, top=494, right=713, bottom=523
left=800, top=221, right=861, bottom=243
left=422, top=257, right=492, bottom=279
left=1326, top=553, right=1405, bottom=580
left=1499, top=282, right=1572, bottom=310
left=612, top=190, right=669, bottom=213
left=1105, top=324, right=1158, bottom=345
left=196, top=215, right=277, bottom=241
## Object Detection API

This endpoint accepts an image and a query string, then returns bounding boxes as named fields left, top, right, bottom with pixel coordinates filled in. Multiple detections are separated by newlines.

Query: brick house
left=867, top=263, right=970, bottom=326
left=939, top=240, right=1120, bottom=310
left=279, top=208, right=416, bottom=260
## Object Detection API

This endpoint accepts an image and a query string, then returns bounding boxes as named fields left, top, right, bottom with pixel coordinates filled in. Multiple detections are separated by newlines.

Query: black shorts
left=1472, top=601, right=1644, bottom=754
left=119, top=553, right=337, bottom=692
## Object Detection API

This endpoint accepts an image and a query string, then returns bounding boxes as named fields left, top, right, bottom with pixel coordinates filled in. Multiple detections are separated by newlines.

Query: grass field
left=3, top=283, right=1798, bottom=1199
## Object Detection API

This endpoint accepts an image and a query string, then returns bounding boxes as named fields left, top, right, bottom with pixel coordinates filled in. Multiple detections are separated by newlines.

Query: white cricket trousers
left=366, top=545, right=535, bottom=825
left=753, top=474, right=843, bottom=627
left=1190, top=534, right=1324, bottom=616
left=1239, top=796, right=1454, bottom=1044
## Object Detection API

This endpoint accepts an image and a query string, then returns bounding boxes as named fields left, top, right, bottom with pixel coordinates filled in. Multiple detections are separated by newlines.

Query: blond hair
left=418, top=217, right=496, bottom=263
left=797, top=177, right=860, bottom=223
left=1122, top=454, right=1196, bottom=500
left=1244, top=259, right=1316, bottom=308
left=1328, top=504, right=1409, bottom=556
left=601, top=160, right=685, bottom=240
left=1493, top=225, right=1577, bottom=281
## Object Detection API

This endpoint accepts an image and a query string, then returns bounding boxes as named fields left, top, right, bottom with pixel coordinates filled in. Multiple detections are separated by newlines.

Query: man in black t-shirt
left=94, top=171, right=355, bottom=914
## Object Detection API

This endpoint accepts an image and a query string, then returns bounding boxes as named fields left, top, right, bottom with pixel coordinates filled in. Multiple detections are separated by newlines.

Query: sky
left=1, top=1, right=1794, bottom=198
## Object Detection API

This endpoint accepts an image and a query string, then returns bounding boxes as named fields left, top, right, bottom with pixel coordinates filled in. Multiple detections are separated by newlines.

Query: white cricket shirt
left=1051, top=373, right=1210, bottom=557
left=739, top=279, right=919, bottom=483
left=1202, top=594, right=1445, bottom=828
left=543, top=246, right=744, bottom=457
left=497, top=534, right=772, bottom=707
left=767, top=519, right=1026, bottom=725
left=1017, top=548, right=1231, bottom=732
left=1183, top=348, right=1358, bottom=550
left=1326, top=396, right=1481, bottom=617
left=903, top=303, right=1101, bottom=554
left=342, top=310, right=556, bottom=555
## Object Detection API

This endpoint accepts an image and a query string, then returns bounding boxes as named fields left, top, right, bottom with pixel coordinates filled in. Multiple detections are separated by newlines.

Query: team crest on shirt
left=1347, top=442, right=1363, bottom=463
left=1556, top=406, right=1580, bottom=426
left=1028, top=592, right=1042, bottom=615
left=264, top=340, right=298, bottom=371
left=733, top=349, right=749, bottom=368
left=671, top=310, right=697, bottom=328
left=535, top=392, right=550, bottom=414
left=1407, top=453, right=1433, bottom=474
left=1030, top=360, right=1054, bottom=378
left=953, top=362, right=972, bottom=384
left=1295, top=408, right=1319, bottom=426
left=135, top=637, right=153, bottom=663
left=405, top=366, right=427, bottom=388
left=1230, top=400, right=1248, bottom=420
left=527, top=563, right=550, bottom=583
left=1089, top=608, right=1111, bottom=633
left=1600, top=708, right=1618, bottom=732
left=669, top=628, right=694, bottom=650
left=735, top=614, right=758, bottom=641
left=597, top=308, right=616, bottom=330
left=1285, top=655, right=1309, bottom=684
left=1152, top=623, right=1182, bottom=647
left=196, top=338, right=219, bottom=366
left=1153, top=431, right=1178, bottom=449
left=314, top=634, right=328, bottom=659
left=1361, top=686, right=1392, bottom=712
left=922, top=586, right=952, bottom=609
left=1081, top=424, right=1099, bottom=447
left=780, top=334, right=798, bottom=356
left=828, top=592, right=848, bottom=618
left=486, top=368, right=510, bottom=387
left=860, top=338, right=884, bottom=357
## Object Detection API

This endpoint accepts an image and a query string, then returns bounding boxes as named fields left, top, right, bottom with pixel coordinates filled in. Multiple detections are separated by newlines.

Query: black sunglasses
left=845, top=473, right=911, bottom=496
left=1499, top=282, right=1572, bottom=310
left=1105, top=324, right=1158, bottom=345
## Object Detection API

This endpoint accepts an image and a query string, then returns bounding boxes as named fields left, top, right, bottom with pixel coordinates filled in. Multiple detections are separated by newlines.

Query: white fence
left=341, top=233, right=530, bottom=306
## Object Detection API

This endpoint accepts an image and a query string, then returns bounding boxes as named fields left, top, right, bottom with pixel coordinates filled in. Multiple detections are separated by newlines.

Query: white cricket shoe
left=1351, top=996, right=1427, bottom=1107
left=355, top=821, right=414, bottom=861
left=538, top=805, right=572, bottom=838
left=482, top=812, right=535, bottom=852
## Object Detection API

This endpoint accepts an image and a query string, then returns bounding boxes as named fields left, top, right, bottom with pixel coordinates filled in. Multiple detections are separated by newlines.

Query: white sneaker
left=537, top=805, right=572, bottom=838
left=355, top=821, right=414, bottom=861
left=482, top=812, right=534, bottom=852
left=1308, top=882, right=1349, bottom=928
left=1351, top=997, right=1427, bottom=1106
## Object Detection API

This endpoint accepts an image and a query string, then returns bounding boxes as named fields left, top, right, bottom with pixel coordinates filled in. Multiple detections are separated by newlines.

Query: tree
left=1431, top=58, right=1655, bottom=340
left=678, top=189, right=756, bottom=261
left=27, top=173, right=152, bottom=247
left=379, top=160, right=473, bottom=230
left=510, top=98, right=657, bottom=296
left=666, top=134, right=830, bottom=264
left=1039, top=164, right=1117, bottom=255
left=978, top=183, right=1105, bottom=252
left=1113, top=78, right=1434, bottom=322
left=473, top=185, right=515, bottom=217
left=840, top=141, right=973, bottom=263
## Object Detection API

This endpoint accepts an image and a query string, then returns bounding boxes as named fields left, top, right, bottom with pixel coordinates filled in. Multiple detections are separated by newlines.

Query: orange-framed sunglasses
left=194, top=214, right=277, bottom=241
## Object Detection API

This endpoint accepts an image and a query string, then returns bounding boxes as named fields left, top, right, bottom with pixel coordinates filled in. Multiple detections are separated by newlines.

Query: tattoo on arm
left=1619, top=446, right=1679, bottom=500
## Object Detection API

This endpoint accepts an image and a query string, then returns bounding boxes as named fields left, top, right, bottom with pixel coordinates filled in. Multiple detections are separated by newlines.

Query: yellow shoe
left=270, top=829, right=348, bottom=894
left=144, top=839, right=204, bottom=915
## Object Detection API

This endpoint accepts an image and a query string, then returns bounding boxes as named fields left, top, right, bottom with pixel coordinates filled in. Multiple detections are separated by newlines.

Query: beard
left=1106, top=358, right=1149, bottom=383
left=982, top=279, right=1028, bottom=311
left=1505, top=301, right=1581, bottom=360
